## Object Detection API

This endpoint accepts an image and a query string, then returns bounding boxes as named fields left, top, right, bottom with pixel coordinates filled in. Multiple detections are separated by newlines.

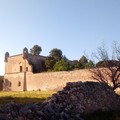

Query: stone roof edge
left=8, top=53, right=46, bottom=58
left=8, top=54, right=22, bottom=58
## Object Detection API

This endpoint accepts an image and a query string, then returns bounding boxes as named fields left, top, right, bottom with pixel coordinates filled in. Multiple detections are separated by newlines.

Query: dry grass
left=0, top=88, right=119, bottom=104
left=0, top=91, right=56, bottom=104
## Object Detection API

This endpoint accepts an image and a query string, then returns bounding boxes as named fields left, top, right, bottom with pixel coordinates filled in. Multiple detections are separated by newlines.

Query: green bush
left=54, top=59, right=70, bottom=71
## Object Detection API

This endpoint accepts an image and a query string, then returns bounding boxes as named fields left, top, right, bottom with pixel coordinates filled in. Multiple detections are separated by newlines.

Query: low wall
left=26, top=69, right=94, bottom=91
left=4, top=73, right=24, bottom=91
left=4, top=69, right=95, bottom=91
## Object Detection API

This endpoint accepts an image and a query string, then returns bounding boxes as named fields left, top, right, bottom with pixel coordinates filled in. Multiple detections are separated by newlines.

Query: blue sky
left=0, top=0, right=120, bottom=75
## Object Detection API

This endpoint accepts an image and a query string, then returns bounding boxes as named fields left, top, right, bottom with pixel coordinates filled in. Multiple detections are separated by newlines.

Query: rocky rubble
left=39, top=81, right=120, bottom=120
left=0, top=81, right=120, bottom=120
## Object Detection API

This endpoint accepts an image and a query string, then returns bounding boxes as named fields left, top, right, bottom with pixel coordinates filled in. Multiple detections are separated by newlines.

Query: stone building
left=4, top=48, right=46, bottom=91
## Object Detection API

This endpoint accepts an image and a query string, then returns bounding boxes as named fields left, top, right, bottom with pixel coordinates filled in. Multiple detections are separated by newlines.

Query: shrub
left=54, top=59, right=70, bottom=71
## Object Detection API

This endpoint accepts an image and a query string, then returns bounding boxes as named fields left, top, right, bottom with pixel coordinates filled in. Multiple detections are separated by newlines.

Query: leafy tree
left=91, top=42, right=120, bottom=90
left=49, top=48, right=62, bottom=61
left=79, top=55, right=88, bottom=69
left=54, top=58, right=70, bottom=71
left=85, top=60, right=94, bottom=68
left=79, top=55, right=88, bottom=64
left=45, top=56, right=56, bottom=71
left=30, top=45, right=42, bottom=55
left=70, top=60, right=80, bottom=70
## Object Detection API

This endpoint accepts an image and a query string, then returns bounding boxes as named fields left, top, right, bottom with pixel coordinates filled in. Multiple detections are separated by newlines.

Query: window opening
left=20, top=66, right=22, bottom=72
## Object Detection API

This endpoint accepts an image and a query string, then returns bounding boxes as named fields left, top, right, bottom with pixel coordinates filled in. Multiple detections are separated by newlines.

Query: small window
left=20, top=66, right=22, bottom=72
left=18, top=81, right=21, bottom=87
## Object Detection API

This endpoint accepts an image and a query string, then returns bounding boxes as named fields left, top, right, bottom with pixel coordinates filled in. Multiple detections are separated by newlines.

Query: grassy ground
left=0, top=89, right=119, bottom=104
left=0, top=91, right=56, bottom=104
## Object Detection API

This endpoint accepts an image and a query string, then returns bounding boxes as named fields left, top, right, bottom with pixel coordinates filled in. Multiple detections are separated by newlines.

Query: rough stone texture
left=39, top=81, right=120, bottom=120
left=5, top=54, right=32, bottom=74
left=4, top=69, right=94, bottom=91
left=26, top=70, right=94, bottom=91
left=0, top=82, right=120, bottom=120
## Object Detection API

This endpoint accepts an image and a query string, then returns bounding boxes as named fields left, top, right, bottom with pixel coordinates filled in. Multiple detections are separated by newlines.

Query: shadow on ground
left=82, top=110, right=120, bottom=120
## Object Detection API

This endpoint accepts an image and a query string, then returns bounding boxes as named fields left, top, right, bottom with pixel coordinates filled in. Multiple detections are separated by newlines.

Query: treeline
left=30, top=45, right=95, bottom=72
left=30, top=45, right=117, bottom=72
left=44, top=48, right=95, bottom=71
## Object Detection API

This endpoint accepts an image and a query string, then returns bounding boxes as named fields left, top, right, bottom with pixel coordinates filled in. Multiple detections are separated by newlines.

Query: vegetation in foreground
left=0, top=91, right=55, bottom=104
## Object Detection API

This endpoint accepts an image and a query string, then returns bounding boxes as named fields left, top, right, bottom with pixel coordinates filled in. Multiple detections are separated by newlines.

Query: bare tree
left=90, top=42, right=120, bottom=90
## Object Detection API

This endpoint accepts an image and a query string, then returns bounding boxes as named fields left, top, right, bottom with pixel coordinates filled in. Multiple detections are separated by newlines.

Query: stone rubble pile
left=39, top=81, right=120, bottom=120
left=0, top=81, right=120, bottom=120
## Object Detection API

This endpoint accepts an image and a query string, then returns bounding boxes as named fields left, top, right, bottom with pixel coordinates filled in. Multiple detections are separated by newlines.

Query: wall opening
left=9, top=82, right=11, bottom=87
left=20, top=66, right=22, bottom=72
left=18, top=81, right=21, bottom=87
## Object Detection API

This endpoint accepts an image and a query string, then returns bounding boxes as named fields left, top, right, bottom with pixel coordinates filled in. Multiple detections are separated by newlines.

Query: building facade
left=4, top=48, right=45, bottom=91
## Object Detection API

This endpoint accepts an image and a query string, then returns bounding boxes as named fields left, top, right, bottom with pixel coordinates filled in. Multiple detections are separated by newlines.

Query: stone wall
left=4, top=69, right=95, bottom=91
left=27, top=69, right=94, bottom=91
left=4, top=73, right=24, bottom=91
